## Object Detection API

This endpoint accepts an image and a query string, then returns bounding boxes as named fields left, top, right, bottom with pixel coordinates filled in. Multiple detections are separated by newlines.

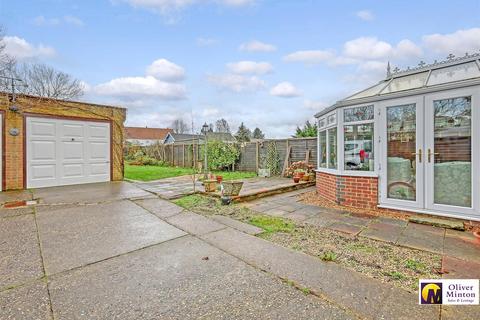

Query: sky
left=1, top=0, right=480, bottom=137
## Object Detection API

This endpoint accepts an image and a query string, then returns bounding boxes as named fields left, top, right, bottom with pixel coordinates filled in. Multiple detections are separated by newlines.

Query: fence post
left=182, top=144, right=185, bottom=167
left=255, top=141, right=259, bottom=173
left=171, top=144, right=175, bottom=166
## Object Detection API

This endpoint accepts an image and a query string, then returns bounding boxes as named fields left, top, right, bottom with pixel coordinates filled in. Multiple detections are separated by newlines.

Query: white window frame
left=317, top=104, right=378, bottom=177
left=317, top=111, right=338, bottom=172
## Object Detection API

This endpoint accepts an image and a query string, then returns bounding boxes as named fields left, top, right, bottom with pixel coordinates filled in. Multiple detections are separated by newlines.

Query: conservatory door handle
left=427, top=149, right=440, bottom=162
left=411, top=149, right=422, bottom=163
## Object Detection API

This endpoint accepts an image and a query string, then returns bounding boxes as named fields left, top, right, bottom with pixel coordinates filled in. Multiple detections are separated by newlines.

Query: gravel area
left=175, top=194, right=442, bottom=292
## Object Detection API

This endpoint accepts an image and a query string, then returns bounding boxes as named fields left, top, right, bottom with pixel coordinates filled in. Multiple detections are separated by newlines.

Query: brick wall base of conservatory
left=315, top=171, right=378, bottom=209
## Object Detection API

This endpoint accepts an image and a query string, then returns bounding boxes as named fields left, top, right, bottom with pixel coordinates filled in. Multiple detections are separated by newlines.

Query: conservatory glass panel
left=327, top=114, right=336, bottom=126
left=345, top=81, right=387, bottom=100
left=344, top=105, right=374, bottom=122
left=319, top=118, right=326, bottom=129
left=427, top=62, right=480, bottom=87
left=381, top=72, right=428, bottom=94
left=344, top=123, right=374, bottom=171
left=433, top=96, right=471, bottom=207
left=386, top=104, right=416, bottom=201
left=319, top=131, right=327, bottom=168
left=328, top=128, right=337, bottom=169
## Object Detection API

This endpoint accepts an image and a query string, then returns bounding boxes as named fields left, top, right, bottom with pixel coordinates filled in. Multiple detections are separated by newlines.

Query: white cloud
left=3, top=36, right=56, bottom=60
left=202, top=107, right=220, bottom=117
left=270, top=82, right=301, bottom=98
left=32, top=15, right=84, bottom=27
left=423, top=28, right=480, bottom=56
left=226, top=61, right=273, bottom=75
left=208, top=74, right=266, bottom=93
left=95, top=76, right=186, bottom=100
left=283, top=50, right=335, bottom=65
left=146, top=59, right=185, bottom=81
left=343, top=37, right=392, bottom=60
left=239, top=40, right=277, bottom=52
left=356, top=10, right=374, bottom=21
left=120, top=0, right=255, bottom=14
left=304, top=99, right=327, bottom=110
left=63, top=15, right=85, bottom=26
left=196, top=37, right=217, bottom=46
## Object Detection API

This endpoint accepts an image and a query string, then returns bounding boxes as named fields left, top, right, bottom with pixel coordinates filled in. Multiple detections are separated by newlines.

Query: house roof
left=125, top=127, right=172, bottom=140
left=168, top=132, right=236, bottom=143
left=315, top=52, right=480, bottom=118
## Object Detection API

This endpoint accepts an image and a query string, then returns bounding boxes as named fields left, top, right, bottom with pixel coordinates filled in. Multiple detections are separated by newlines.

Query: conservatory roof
left=315, top=52, right=480, bottom=118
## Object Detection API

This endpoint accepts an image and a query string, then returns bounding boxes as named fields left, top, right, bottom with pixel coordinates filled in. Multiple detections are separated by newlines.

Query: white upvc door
left=424, top=87, right=480, bottom=219
left=378, top=96, right=425, bottom=209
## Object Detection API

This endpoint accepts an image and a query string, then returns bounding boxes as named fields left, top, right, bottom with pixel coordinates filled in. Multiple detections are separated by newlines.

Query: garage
left=0, top=93, right=126, bottom=191
left=26, top=116, right=111, bottom=188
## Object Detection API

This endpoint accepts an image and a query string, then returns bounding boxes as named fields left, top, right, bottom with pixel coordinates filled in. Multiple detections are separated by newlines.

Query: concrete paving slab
left=0, top=280, right=51, bottom=320
left=329, top=214, right=373, bottom=227
left=134, top=197, right=184, bottom=218
left=396, top=223, right=445, bottom=253
left=48, top=236, right=353, bottom=320
left=210, top=215, right=264, bottom=235
left=329, top=222, right=363, bottom=235
left=443, top=234, right=480, bottom=264
left=284, top=210, right=317, bottom=222
left=0, top=215, right=43, bottom=290
left=441, top=256, right=480, bottom=279
left=34, top=181, right=151, bottom=205
left=37, top=200, right=186, bottom=275
left=263, top=208, right=290, bottom=217
left=0, top=207, right=34, bottom=219
left=359, top=222, right=404, bottom=243
left=441, top=305, right=480, bottom=320
left=166, top=211, right=226, bottom=236
left=201, top=228, right=438, bottom=320
left=409, top=216, right=464, bottom=231
left=375, top=216, right=408, bottom=227
left=304, top=216, right=335, bottom=228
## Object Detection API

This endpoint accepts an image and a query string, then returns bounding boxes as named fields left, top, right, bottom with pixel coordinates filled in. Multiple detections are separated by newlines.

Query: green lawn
left=124, top=164, right=256, bottom=181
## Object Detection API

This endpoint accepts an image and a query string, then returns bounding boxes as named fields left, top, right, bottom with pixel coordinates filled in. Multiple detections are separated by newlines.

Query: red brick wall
left=316, top=171, right=378, bottom=209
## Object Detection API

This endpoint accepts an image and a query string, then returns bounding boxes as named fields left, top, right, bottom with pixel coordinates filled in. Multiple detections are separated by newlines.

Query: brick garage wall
left=316, top=171, right=378, bottom=209
left=0, top=93, right=126, bottom=190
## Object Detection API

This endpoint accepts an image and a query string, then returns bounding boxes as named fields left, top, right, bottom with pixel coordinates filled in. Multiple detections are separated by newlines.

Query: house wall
left=316, top=171, right=378, bottom=209
left=0, top=94, right=126, bottom=190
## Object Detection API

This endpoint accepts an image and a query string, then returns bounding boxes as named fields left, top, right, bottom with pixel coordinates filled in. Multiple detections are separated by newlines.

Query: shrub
left=204, top=140, right=240, bottom=171
left=285, top=161, right=314, bottom=177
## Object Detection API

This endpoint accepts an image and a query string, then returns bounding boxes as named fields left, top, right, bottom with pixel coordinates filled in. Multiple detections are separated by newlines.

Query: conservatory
left=315, top=53, right=480, bottom=221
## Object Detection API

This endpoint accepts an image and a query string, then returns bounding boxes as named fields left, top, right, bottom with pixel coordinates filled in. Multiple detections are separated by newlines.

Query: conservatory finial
left=386, top=61, right=391, bottom=78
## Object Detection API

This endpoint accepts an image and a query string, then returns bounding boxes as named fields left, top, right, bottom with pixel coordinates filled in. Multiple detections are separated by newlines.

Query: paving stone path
left=244, top=188, right=480, bottom=279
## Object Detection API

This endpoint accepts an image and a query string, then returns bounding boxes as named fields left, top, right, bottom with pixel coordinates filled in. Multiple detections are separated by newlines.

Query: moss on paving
left=172, top=194, right=442, bottom=292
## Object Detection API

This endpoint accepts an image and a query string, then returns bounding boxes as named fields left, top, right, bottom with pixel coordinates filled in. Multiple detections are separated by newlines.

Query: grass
left=346, top=243, right=377, bottom=254
left=248, top=215, right=295, bottom=234
left=319, top=251, right=337, bottom=262
left=405, top=259, right=427, bottom=273
left=174, top=194, right=212, bottom=209
left=387, top=271, right=406, bottom=280
left=125, top=163, right=256, bottom=181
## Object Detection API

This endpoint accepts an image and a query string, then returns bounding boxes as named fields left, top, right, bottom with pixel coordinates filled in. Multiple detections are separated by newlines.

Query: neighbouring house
left=163, top=132, right=236, bottom=144
left=314, top=53, right=480, bottom=222
left=0, top=93, right=126, bottom=190
left=125, top=126, right=172, bottom=146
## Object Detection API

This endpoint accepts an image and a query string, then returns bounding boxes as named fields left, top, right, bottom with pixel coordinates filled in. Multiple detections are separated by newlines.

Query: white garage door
left=26, top=117, right=111, bottom=188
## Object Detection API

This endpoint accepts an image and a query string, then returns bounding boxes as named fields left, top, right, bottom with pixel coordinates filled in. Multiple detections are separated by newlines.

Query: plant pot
left=204, top=180, right=217, bottom=193
left=293, top=176, right=300, bottom=183
left=222, top=181, right=244, bottom=196
left=297, top=172, right=305, bottom=179
left=308, top=173, right=315, bottom=181
left=473, top=231, right=480, bottom=244
left=216, top=176, right=223, bottom=184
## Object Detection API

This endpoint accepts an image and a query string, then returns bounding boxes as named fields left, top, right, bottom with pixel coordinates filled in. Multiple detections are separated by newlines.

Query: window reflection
left=344, top=123, right=374, bottom=171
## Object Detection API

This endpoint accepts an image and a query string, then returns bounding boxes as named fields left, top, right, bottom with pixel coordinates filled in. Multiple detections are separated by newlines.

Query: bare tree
left=215, top=118, right=230, bottom=133
left=15, top=63, right=84, bottom=100
left=171, top=119, right=189, bottom=133
left=0, top=25, right=17, bottom=91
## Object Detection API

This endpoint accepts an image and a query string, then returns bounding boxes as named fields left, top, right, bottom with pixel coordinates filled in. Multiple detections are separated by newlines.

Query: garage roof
left=315, top=52, right=480, bottom=118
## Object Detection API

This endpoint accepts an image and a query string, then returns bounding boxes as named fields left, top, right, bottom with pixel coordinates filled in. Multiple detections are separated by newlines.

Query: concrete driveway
left=0, top=182, right=476, bottom=319
left=0, top=182, right=352, bottom=319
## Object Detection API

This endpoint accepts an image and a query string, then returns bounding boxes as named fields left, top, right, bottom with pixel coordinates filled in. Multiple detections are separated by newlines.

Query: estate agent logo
left=420, top=282, right=442, bottom=304
left=419, top=279, right=479, bottom=305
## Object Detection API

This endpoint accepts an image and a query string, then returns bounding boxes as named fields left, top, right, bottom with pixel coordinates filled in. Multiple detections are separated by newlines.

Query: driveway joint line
left=33, top=206, right=55, bottom=320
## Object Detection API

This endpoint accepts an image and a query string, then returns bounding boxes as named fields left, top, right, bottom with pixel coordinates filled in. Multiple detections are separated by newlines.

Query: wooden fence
left=134, top=137, right=317, bottom=174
